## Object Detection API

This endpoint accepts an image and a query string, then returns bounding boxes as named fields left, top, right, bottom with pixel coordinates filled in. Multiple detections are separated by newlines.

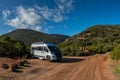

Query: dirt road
left=12, top=54, right=120, bottom=80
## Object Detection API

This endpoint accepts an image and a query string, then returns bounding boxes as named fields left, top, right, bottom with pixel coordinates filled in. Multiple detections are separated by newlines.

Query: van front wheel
left=46, top=56, right=51, bottom=62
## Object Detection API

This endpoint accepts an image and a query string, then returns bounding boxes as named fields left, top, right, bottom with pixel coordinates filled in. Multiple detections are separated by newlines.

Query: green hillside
left=58, top=25, right=120, bottom=56
left=0, top=29, right=70, bottom=47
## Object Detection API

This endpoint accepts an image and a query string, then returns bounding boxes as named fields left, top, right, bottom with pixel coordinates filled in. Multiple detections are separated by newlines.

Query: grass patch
left=0, top=71, right=15, bottom=80
left=114, top=66, right=120, bottom=75
left=112, top=62, right=120, bottom=75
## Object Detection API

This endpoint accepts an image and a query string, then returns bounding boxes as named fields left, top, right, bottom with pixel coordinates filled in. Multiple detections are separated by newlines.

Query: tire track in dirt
left=67, top=55, right=98, bottom=80
left=15, top=54, right=120, bottom=80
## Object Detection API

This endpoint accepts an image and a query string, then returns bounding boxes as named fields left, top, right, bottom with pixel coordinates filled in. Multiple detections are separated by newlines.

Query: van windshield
left=48, top=46, right=60, bottom=51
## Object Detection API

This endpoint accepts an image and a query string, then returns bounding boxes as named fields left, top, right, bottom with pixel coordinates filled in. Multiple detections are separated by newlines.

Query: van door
left=34, top=46, right=44, bottom=57
left=43, top=47, right=49, bottom=58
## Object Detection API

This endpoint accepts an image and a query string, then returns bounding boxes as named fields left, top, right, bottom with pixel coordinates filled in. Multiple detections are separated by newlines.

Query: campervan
left=31, top=42, right=62, bottom=61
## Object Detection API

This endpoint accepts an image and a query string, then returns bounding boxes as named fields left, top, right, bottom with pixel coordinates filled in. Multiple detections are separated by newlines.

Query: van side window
left=31, top=47, right=38, bottom=51
left=44, top=47, right=49, bottom=52
left=37, top=46, right=43, bottom=51
left=32, top=46, right=43, bottom=51
left=31, top=47, right=36, bottom=50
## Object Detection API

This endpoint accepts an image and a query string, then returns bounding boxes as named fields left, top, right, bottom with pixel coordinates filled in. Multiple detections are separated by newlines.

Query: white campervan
left=31, top=42, right=62, bottom=61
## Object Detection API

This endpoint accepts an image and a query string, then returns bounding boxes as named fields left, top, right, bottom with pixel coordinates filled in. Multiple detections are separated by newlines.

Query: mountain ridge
left=58, top=25, right=120, bottom=56
left=0, top=29, right=70, bottom=47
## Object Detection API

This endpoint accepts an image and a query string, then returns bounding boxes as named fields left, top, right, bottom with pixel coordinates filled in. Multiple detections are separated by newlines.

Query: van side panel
left=31, top=42, right=62, bottom=61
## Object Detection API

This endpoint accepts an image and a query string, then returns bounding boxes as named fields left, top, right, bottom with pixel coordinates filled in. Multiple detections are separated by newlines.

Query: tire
left=57, top=59, right=62, bottom=62
left=46, top=56, right=51, bottom=62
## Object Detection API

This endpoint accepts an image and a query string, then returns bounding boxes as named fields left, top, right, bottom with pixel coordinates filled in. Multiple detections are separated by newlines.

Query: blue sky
left=0, top=0, right=120, bottom=36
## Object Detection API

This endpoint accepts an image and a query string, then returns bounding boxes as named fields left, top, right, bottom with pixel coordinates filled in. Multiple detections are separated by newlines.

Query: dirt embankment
left=1, top=54, right=120, bottom=80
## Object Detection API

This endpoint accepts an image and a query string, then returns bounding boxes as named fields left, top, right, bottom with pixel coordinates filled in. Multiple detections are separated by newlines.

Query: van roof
left=32, top=42, right=54, bottom=44
left=31, top=42, right=56, bottom=46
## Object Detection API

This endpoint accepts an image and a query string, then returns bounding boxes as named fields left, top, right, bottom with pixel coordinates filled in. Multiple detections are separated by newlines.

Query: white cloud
left=2, top=10, right=11, bottom=19
left=7, top=17, right=22, bottom=28
left=35, top=0, right=75, bottom=22
left=34, top=26, right=41, bottom=31
left=8, top=30, right=12, bottom=33
left=17, top=6, right=41, bottom=25
left=3, top=6, right=41, bottom=31
left=55, top=0, right=74, bottom=13
left=35, top=0, right=74, bottom=22
left=35, top=6, right=64, bottom=22
left=2, top=0, right=75, bottom=32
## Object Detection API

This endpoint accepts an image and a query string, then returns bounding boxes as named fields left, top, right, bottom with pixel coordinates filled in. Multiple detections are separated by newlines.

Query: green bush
left=88, top=45, right=98, bottom=54
left=76, top=50, right=84, bottom=56
left=61, top=46, right=71, bottom=56
left=0, top=36, right=27, bottom=58
left=102, top=44, right=113, bottom=52
left=110, top=45, right=120, bottom=60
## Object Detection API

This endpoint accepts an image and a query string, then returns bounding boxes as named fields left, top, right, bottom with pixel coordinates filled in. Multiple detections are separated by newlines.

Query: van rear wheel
left=46, top=56, right=51, bottom=62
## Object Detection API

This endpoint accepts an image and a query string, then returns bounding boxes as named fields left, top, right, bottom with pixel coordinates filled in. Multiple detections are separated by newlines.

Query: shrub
left=11, top=63, right=18, bottom=72
left=0, top=36, right=27, bottom=58
left=2, top=64, right=9, bottom=69
left=102, top=44, right=113, bottom=52
left=110, top=45, right=120, bottom=60
left=76, top=50, right=84, bottom=56
left=88, top=45, right=98, bottom=54
left=61, top=46, right=71, bottom=56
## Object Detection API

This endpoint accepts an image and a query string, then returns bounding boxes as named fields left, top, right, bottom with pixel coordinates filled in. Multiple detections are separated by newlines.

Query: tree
left=0, top=36, right=27, bottom=58
left=14, top=41, right=26, bottom=57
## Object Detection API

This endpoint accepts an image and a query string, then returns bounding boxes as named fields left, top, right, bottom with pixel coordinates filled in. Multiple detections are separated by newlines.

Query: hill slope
left=72, top=25, right=120, bottom=41
left=58, top=25, right=120, bottom=56
left=1, top=29, right=70, bottom=46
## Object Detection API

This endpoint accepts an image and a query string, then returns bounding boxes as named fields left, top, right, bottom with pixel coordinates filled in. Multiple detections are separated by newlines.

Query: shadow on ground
left=60, top=57, right=85, bottom=63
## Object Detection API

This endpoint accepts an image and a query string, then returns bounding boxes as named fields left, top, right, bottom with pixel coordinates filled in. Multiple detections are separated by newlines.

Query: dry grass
left=112, top=60, right=120, bottom=75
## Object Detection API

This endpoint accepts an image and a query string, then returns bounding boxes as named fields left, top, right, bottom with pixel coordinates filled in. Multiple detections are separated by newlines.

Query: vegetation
left=0, top=29, right=69, bottom=57
left=58, top=25, right=120, bottom=57
left=1, top=25, right=120, bottom=60
left=112, top=62, right=120, bottom=75
left=0, top=36, right=27, bottom=58
left=110, top=45, right=120, bottom=60
left=1, top=29, right=70, bottom=47
left=114, top=66, right=120, bottom=75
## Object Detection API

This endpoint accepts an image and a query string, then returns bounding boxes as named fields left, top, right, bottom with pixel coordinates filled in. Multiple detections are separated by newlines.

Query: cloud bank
left=3, top=6, right=41, bottom=31
left=2, top=0, right=74, bottom=32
